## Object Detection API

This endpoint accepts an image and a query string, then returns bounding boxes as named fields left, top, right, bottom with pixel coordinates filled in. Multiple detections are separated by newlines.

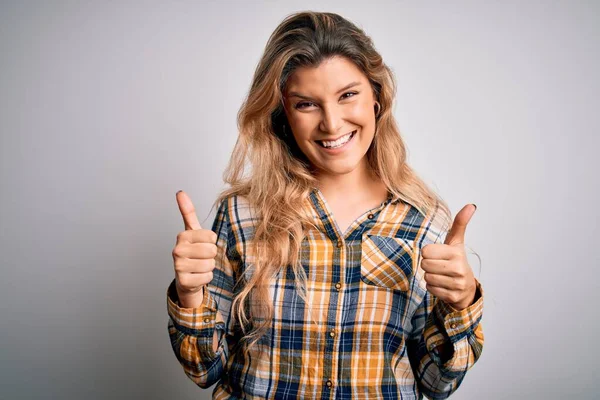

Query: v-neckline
left=311, top=188, right=392, bottom=239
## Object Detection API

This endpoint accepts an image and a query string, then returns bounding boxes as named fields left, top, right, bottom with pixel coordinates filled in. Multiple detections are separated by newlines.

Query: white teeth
left=320, top=131, right=355, bottom=148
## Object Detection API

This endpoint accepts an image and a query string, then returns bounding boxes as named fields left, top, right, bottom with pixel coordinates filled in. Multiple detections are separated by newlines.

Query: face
left=283, top=56, right=378, bottom=179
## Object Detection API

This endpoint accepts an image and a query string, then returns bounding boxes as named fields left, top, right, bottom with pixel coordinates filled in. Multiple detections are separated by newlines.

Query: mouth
left=315, top=130, right=357, bottom=149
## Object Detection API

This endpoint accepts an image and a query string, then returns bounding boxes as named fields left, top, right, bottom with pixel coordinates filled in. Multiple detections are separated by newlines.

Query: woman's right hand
left=172, top=190, right=218, bottom=307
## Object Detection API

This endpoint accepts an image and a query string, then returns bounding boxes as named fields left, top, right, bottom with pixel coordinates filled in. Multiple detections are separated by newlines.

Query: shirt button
left=335, top=282, right=342, bottom=291
left=329, top=330, right=336, bottom=338
left=336, top=240, right=343, bottom=248
left=450, top=323, right=457, bottom=329
left=203, top=318, right=211, bottom=323
left=367, top=213, right=374, bottom=219
left=326, top=380, right=333, bottom=388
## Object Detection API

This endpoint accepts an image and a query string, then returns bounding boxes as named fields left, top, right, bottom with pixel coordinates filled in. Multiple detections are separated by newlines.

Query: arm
left=166, top=197, right=237, bottom=388
left=406, top=204, right=485, bottom=399
left=406, top=279, right=484, bottom=399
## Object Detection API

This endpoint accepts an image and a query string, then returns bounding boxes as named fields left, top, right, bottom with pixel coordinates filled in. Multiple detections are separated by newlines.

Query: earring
left=373, top=102, right=382, bottom=138
left=374, top=101, right=381, bottom=118
left=282, top=124, right=288, bottom=138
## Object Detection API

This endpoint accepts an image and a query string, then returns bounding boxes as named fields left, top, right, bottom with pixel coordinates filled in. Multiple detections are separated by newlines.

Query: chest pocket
left=360, top=234, right=419, bottom=292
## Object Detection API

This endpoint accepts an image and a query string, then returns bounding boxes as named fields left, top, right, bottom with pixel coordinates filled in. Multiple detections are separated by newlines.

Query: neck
left=315, top=161, right=387, bottom=204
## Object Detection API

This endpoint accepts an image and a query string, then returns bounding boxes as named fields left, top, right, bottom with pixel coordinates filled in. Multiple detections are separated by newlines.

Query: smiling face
left=282, top=56, right=378, bottom=180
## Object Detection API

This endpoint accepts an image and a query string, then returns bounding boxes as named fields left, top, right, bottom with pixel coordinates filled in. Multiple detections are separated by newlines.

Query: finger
left=177, top=271, right=214, bottom=290
left=177, top=229, right=218, bottom=245
left=444, top=204, right=476, bottom=246
left=425, top=284, right=456, bottom=303
left=421, top=243, right=458, bottom=260
left=176, top=190, right=202, bottom=230
left=423, top=272, right=459, bottom=290
left=173, top=242, right=218, bottom=260
left=174, top=258, right=216, bottom=274
left=420, top=259, right=461, bottom=276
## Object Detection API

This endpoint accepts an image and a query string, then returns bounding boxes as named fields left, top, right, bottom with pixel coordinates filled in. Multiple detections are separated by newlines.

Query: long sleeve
left=166, top=196, right=237, bottom=389
left=405, top=204, right=485, bottom=399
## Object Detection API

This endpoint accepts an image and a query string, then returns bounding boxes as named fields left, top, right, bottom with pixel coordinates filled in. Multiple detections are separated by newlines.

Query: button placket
left=322, top=236, right=343, bottom=397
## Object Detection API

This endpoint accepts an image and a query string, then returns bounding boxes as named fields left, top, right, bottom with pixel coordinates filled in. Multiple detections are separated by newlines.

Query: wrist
left=177, top=285, right=205, bottom=308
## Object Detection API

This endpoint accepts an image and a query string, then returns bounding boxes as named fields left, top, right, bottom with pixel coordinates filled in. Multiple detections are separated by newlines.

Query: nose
left=319, top=103, right=345, bottom=135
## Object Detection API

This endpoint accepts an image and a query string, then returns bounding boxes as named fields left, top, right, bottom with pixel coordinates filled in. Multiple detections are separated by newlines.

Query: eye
left=294, top=92, right=358, bottom=110
left=341, top=91, right=358, bottom=99
left=295, top=101, right=315, bottom=110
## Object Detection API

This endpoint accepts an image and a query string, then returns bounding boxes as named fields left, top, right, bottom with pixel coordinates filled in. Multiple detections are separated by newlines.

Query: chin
left=314, top=157, right=365, bottom=176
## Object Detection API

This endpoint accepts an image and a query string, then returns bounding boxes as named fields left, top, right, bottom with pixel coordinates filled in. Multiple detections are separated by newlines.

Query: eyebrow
left=287, top=81, right=362, bottom=100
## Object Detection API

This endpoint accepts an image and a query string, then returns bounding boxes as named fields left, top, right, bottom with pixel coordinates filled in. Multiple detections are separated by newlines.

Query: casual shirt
left=167, top=189, right=484, bottom=399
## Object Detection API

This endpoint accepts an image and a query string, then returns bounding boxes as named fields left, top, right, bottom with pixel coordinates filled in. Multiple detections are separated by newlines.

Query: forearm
left=167, top=316, right=228, bottom=388
left=177, top=284, right=225, bottom=352
left=167, top=279, right=229, bottom=387
left=408, top=280, right=485, bottom=398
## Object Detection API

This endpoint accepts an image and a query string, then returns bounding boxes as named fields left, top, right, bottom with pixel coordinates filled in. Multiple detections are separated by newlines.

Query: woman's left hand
left=420, top=204, right=478, bottom=311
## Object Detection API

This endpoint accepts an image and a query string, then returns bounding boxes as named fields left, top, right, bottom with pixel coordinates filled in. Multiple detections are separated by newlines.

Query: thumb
left=444, top=204, right=476, bottom=246
left=176, top=190, right=202, bottom=230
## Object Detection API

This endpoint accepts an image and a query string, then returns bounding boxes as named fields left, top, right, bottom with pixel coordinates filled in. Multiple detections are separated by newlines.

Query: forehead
left=285, top=56, right=368, bottom=94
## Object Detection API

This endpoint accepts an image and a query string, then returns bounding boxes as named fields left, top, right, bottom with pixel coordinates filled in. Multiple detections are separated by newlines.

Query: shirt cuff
left=434, top=278, right=484, bottom=344
left=423, top=279, right=485, bottom=373
left=166, top=278, right=220, bottom=338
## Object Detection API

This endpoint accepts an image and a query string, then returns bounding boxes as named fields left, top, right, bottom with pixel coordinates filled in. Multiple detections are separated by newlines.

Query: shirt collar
left=308, top=187, right=407, bottom=215
left=310, top=187, right=403, bottom=204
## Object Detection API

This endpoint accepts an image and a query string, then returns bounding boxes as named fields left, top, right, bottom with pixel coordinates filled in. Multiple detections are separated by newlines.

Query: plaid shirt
left=167, top=189, right=484, bottom=399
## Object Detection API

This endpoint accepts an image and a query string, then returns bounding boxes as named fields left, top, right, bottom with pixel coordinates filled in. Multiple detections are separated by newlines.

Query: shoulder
left=393, top=199, right=450, bottom=248
left=216, top=194, right=259, bottom=226
left=214, top=194, right=261, bottom=250
left=381, top=199, right=447, bottom=244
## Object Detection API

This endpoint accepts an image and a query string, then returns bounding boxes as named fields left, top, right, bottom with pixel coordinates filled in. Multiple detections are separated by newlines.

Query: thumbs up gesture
left=172, top=190, right=218, bottom=303
left=421, top=204, right=478, bottom=311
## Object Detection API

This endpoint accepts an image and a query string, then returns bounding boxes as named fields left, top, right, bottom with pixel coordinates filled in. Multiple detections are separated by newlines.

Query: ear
left=374, top=101, right=381, bottom=118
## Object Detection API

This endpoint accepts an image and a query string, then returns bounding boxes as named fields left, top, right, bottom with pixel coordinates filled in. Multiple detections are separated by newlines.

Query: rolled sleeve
left=167, top=278, right=227, bottom=360
left=425, top=278, right=485, bottom=374
left=167, top=279, right=222, bottom=332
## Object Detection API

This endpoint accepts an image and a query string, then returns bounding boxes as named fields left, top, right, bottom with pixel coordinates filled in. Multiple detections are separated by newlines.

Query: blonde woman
left=168, top=11, right=484, bottom=400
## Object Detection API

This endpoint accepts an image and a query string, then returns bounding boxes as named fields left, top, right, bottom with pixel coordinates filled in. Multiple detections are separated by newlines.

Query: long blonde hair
left=212, top=11, right=451, bottom=354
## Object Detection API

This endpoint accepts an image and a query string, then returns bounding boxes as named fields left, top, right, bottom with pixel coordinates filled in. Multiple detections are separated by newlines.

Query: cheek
left=348, top=101, right=375, bottom=123
left=289, top=117, right=317, bottom=140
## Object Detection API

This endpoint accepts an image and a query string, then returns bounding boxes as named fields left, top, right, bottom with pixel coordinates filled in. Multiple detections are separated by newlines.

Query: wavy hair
left=212, top=11, right=452, bottom=355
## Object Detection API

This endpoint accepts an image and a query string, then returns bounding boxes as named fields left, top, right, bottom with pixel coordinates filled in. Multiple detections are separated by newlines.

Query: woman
left=168, top=11, right=484, bottom=399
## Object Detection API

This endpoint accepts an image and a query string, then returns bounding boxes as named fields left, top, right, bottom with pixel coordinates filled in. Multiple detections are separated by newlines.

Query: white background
left=1, top=1, right=598, bottom=399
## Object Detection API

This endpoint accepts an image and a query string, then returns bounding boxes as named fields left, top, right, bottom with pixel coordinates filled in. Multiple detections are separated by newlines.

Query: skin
left=421, top=204, right=478, bottom=311
left=282, top=56, right=382, bottom=200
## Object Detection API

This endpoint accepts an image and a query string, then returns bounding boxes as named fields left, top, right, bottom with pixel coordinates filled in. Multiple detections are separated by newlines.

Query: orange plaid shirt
left=167, top=189, right=484, bottom=399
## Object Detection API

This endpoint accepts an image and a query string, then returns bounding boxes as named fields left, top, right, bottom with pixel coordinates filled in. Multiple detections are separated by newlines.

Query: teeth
left=321, top=131, right=355, bottom=148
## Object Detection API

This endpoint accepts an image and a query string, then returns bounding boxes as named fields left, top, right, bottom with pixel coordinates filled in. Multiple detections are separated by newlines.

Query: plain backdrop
left=1, top=1, right=598, bottom=399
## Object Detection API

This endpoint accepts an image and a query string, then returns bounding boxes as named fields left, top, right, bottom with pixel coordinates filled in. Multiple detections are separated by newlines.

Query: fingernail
left=176, top=190, right=182, bottom=195
left=472, top=203, right=477, bottom=210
